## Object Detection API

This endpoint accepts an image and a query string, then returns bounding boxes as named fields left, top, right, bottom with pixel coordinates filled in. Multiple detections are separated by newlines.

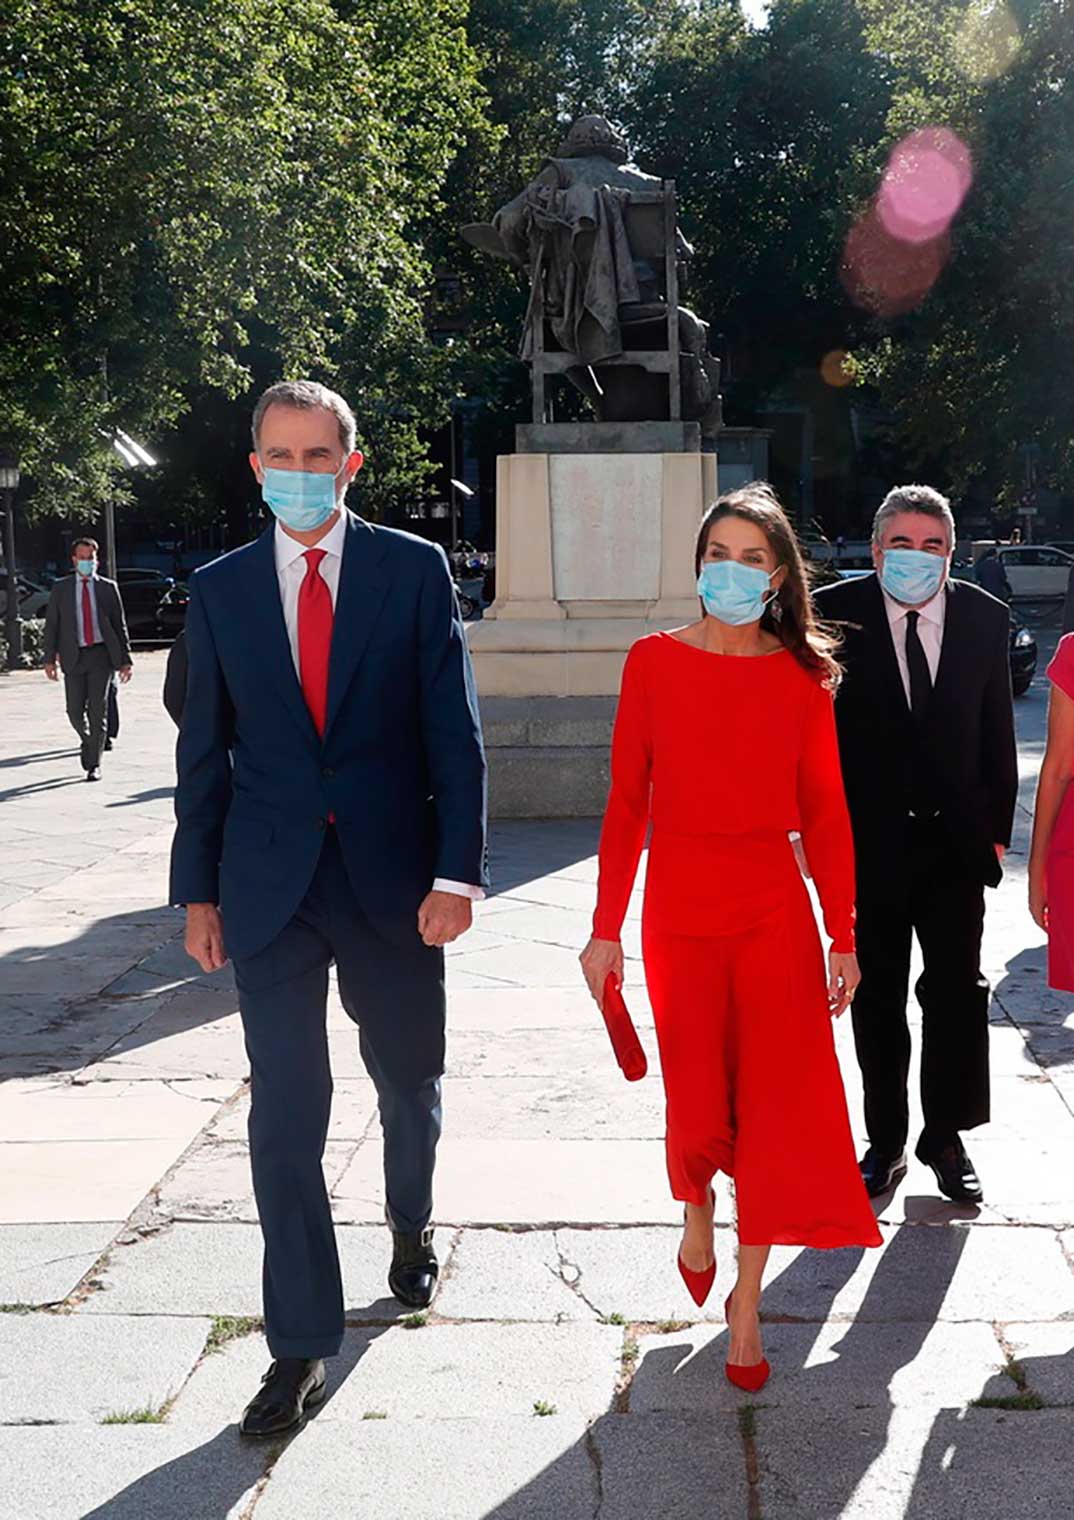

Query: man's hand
left=117, top=664, right=133, bottom=684
left=44, top=661, right=58, bottom=682
left=418, top=890, right=473, bottom=947
left=185, top=903, right=227, bottom=972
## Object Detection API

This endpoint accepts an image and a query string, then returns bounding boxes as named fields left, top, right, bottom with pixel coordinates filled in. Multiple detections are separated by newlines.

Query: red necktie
left=298, top=549, right=333, bottom=737
left=81, top=580, right=95, bottom=645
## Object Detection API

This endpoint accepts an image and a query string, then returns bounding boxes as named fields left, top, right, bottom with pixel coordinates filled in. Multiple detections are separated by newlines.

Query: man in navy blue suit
left=171, top=380, right=488, bottom=1437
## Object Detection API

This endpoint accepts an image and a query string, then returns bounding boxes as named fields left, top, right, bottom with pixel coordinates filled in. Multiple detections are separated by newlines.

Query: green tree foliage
left=0, top=0, right=484, bottom=520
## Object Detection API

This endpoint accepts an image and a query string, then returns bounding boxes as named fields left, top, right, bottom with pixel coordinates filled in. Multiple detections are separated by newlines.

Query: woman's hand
left=828, top=950, right=860, bottom=1018
left=1029, top=868, right=1049, bottom=931
left=580, top=937, right=624, bottom=1006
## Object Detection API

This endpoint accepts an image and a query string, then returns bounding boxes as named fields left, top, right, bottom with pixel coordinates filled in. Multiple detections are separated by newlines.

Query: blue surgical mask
left=75, top=558, right=97, bottom=578
left=879, top=548, right=946, bottom=605
left=697, top=559, right=777, bottom=626
left=260, top=464, right=345, bottom=532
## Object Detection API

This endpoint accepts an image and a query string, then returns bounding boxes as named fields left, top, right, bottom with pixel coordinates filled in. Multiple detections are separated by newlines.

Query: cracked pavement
left=2, top=637, right=1074, bottom=1518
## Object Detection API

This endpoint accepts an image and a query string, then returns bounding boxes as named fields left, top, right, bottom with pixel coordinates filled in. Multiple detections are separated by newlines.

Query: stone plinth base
left=481, top=696, right=614, bottom=818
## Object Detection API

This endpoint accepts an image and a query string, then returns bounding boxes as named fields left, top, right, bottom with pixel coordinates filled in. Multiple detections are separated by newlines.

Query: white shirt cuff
left=433, top=878, right=486, bottom=901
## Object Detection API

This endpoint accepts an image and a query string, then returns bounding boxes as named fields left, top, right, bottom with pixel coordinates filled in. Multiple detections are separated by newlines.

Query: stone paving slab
left=443, top=985, right=654, bottom=1032
left=446, top=1025, right=658, bottom=1080
left=0, top=1223, right=120, bottom=1305
left=629, top=1320, right=1005, bottom=1413
left=0, top=1424, right=267, bottom=1520
left=0, top=1138, right=199, bottom=1224
left=1002, top=1321, right=1074, bottom=1403
left=0, top=1313, right=209, bottom=1422
left=78, top=1222, right=421, bottom=1319
left=155, top=1139, right=356, bottom=1224
left=754, top=1405, right=940, bottom=1519
left=253, top=1416, right=597, bottom=1520
left=332, top=1137, right=681, bottom=1226
left=80, top=1003, right=248, bottom=1082
left=0, top=1077, right=232, bottom=1144
left=438, top=1073, right=667, bottom=1141
left=313, top=1322, right=622, bottom=1421
left=591, top=1411, right=746, bottom=1519
left=434, top=1228, right=596, bottom=1322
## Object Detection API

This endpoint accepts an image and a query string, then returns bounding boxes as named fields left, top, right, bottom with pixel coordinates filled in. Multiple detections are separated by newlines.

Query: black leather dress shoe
left=858, top=1147, right=908, bottom=1199
left=239, top=1358, right=325, bottom=1438
left=915, top=1135, right=984, bottom=1203
left=388, top=1225, right=439, bottom=1308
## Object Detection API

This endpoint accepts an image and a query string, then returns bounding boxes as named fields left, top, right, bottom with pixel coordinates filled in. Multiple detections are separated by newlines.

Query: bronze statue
left=462, top=115, right=721, bottom=435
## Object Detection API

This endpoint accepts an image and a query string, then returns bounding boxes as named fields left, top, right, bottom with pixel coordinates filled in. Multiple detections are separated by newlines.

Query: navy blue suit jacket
left=169, top=512, right=488, bottom=960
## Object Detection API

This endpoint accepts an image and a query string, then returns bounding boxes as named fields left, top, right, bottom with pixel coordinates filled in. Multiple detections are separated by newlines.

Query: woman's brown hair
left=693, top=482, right=843, bottom=689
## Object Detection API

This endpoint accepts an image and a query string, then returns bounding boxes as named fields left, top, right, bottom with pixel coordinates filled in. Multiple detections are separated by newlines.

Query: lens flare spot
left=877, top=127, right=973, bottom=246
left=820, top=350, right=853, bottom=388
left=841, top=209, right=952, bottom=318
left=954, top=1, right=1021, bottom=83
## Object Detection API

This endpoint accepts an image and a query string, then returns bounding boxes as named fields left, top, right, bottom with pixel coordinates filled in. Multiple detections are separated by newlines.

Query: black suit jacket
left=44, top=575, right=132, bottom=672
left=814, top=573, right=1016, bottom=891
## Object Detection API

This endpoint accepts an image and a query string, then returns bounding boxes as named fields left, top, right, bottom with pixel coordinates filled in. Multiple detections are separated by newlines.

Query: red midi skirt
left=642, top=829, right=881, bottom=1250
left=1047, top=789, right=1074, bottom=992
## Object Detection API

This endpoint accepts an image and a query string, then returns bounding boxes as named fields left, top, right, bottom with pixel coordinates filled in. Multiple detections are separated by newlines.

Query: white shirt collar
left=273, top=509, right=348, bottom=573
left=881, top=580, right=947, bottom=629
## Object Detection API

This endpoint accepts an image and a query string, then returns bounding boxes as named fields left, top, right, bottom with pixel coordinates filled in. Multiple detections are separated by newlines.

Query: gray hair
left=252, top=380, right=357, bottom=457
left=871, top=484, right=955, bottom=550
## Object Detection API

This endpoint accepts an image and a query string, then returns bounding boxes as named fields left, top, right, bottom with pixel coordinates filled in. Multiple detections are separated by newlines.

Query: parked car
left=0, top=574, right=50, bottom=619
left=995, top=544, right=1074, bottom=600
left=115, top=567, right=176, bottom=635
left=1009, top=615, right=1037, bottom=696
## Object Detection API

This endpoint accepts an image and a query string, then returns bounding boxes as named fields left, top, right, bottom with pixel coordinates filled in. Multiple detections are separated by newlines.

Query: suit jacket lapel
left=243, top=525, right=320, bottom=744
left=860, top=574, right=912, bottom=722
left=324, top=512, right=391, bottom=740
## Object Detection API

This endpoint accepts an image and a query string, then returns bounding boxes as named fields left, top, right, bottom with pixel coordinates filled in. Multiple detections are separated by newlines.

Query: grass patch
left=100, top=1406, right=166, bottom=1425
left=972, top=1392, right=1045, bottom=1412
left=401, top=1312, right=427, bottom=1330
left=533, top=1400, right=558, bottom=1417
left=600, top=1312, right=626, bottom=1326
left=0, top=1303, right=37, bottom=1315
left=738, top=1404, right=757, bottom=1439
left=657, top=1320, right=690, bottom=1334
left=362, top=1410, right=388, bottom=1421
left=621, top=1337, right=640, bottom=1365
left=205, top=1315, right=262, bottom=1354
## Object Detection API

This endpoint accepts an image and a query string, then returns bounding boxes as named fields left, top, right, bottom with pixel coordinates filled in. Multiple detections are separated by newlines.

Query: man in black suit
left=815, top=486, right=1017, bottom=1204
left=43, top=537, right=133, bottom=781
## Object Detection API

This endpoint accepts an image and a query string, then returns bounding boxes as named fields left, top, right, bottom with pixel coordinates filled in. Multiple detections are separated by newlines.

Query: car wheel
left=1012, top=675, right=1034, bottom=697
left=457, top=594, right=477, bottom=620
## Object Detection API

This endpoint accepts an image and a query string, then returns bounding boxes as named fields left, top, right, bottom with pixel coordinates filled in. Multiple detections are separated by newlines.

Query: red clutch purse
left=601, top=973, right=648, bottom=1082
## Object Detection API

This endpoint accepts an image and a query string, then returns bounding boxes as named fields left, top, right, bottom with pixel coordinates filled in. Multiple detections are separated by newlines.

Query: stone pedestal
left=467, top=448, right=717, bottom=817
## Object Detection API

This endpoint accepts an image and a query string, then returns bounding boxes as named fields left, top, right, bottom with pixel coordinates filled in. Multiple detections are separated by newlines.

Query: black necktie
left=905, top=610, right=932, bottom=718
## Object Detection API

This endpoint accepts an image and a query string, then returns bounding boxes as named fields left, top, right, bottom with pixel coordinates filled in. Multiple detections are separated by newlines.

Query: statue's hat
left=557, top=115, right=630, bottom=165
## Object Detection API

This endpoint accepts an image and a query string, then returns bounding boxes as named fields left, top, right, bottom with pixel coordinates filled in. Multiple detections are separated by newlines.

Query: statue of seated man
left=461, top=115, right=721, bottom=434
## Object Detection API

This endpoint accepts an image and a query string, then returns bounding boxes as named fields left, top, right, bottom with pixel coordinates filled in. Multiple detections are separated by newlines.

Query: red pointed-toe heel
left=677, top=1190, right=716, bottom=1308
left=724, top=1290, right=771, bottom=1393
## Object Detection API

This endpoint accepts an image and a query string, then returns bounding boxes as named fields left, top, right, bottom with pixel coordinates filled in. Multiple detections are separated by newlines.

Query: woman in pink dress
left=1029, top=632, right=1074, bottom=989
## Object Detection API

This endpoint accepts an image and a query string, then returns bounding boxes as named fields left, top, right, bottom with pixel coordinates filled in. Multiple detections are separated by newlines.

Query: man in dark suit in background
left=43, top=537, right=133, bottom=780
left=171, top=380, right=488, bottom=1437
left=815, top=486, right=1017, bottom=1207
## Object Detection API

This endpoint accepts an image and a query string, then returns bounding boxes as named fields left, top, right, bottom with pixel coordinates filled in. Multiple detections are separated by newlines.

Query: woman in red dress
left=1028, top=633, right=1074, bottom=988
left=581, top=484, right=881, bottom=1391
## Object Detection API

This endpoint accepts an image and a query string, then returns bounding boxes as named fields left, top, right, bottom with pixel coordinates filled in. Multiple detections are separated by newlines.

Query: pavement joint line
left=583, top=1420, right=605, bottom=1517
left=737, top=1402, right=763, bottom=1520
left=553, top=1227, right=604, bottom=1318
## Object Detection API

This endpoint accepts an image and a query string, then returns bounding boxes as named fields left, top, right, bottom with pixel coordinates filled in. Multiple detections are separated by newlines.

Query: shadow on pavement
left=106, top=786, right=176, bottom=807
left=487, top=819, right=602, bottom=897
left=479, top=1222, right=967, bottom=1518
left=0, top=747, right=78, bottom=769
left=0, top=776, right=87, bottom=802
left=81, top=1314, right=395, bottom=1519
left=993, top=944, right=1074, bottom=1071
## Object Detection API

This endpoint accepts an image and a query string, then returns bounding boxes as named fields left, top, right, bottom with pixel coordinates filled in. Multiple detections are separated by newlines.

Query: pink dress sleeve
left=1047, top=634, right=1074, bottom=701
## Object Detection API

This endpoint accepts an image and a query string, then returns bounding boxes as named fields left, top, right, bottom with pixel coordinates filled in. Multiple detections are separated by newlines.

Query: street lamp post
left=104, top=429, right=157, bottom=579
left=449, top=477, right=474, bottom=554
left=1, top=452, right=23, bottom=670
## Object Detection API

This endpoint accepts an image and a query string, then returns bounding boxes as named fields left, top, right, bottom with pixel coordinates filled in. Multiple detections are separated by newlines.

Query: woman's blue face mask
left=697, top=558, right=778, bottom=626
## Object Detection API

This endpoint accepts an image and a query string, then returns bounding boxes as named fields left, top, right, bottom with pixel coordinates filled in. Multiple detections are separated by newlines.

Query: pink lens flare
left=841, top=208, right=952, bottom=318
left=877, top=127, right=973, bottom=246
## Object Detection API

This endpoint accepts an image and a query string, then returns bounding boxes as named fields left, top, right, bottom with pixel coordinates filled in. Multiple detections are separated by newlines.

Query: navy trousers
left=232, top=828, right=445, bottom=1358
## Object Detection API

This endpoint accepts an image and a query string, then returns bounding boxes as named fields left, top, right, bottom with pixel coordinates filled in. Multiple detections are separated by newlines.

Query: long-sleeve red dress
left=594, top=632, right=881, bottom=1249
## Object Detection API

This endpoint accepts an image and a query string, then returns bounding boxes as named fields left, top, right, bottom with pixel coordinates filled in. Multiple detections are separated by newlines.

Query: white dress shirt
left=882, top=583, right=946, bottom=708
left=273, top=517, right=483, bottom=902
